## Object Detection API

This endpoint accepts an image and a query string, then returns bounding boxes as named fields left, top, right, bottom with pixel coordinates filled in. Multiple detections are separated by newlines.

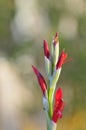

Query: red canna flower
left=43, top=40, right=50, bottom=59
left=52, top=88, right=65, bottom=123
left=32, top=65, right=47, bottom=96
left=56, top=49, right=68, bottom=69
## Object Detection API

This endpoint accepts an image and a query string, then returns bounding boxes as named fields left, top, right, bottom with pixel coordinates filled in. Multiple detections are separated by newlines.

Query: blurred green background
left=0, top=0, right=86, bottom=130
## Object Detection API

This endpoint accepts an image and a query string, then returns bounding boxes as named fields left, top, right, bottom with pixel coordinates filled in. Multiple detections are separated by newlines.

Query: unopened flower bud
left=52, top=88, right=64, bottom=123
left=43, top=40, right=51, bottom=78
left=56, top=49, right=68, bottom=69
left=53, top=32, right=59, bottom=66
left=32, top=65, right=47, bottom=96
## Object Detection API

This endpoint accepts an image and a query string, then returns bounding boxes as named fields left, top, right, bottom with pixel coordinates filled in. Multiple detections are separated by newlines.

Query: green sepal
left=45, top=56, right=51, bottom=79
left=53, top=43, right=59, bottom=67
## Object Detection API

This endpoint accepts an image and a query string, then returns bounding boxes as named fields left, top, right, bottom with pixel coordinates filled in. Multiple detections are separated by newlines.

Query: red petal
left=52, top=99, right=64, bottom=123
left=60, top=101, right=65, bottom=111
left=56, top=50, right=68, bottom=69
left=32, top=65, right=47, bottom=96
left=54, top=99, right=63, bottom=114
left=43, top=40, right=50, bottom=59
left=52, top=110, right=62, bottom=123
left=38, top=73, right=47, bottom=95
left=55, top=88, right=63, bottom=101
left=32, top=65, right=39, bottom=76
left=52, top=113, right=58, bottom=123
left=58, top=110, right=62, bottom=118
left=57, top=99, right=64, bottom=111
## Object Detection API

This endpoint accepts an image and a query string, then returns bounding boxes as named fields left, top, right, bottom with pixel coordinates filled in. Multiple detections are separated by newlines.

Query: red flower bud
left=56, top=50, right=68, bottom=69
left=32, top=65, right=47, bottom=96
left=52, top=88, right=65, bottom=123
left=43, top=40, right=50, bottom=59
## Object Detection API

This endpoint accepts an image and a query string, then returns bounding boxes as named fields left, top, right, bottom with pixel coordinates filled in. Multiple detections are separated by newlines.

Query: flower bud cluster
left=32, top=33, right=70, bottom=126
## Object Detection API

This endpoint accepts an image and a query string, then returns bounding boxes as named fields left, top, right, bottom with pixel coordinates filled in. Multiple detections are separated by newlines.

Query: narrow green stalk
left=45, top=110, right=57, bottom=130
left=51, top=123, right=57, bottom=130
left=45, top=111, right=52, bottom=130
left=48, top=87, right=54, bottom=117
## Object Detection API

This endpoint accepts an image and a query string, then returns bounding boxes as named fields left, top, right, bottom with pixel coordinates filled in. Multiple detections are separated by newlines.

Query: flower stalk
left=32, top=33, right=70, bottom=130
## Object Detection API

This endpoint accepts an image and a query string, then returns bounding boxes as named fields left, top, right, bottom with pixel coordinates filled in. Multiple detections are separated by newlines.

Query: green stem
left=51, top=122, right=57, bottom=130
left=48, top=87, right=54, bottom=117
left=46, top=111, right=52, bottom=130
left=45, top=112, right=57, bottom=130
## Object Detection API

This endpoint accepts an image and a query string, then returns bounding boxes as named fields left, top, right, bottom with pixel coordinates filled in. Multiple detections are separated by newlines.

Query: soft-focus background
left=0, top=0, right=86, bottom=130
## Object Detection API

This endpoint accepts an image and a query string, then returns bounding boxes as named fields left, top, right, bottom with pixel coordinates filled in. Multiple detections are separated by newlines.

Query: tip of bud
left=43, top=40, right=50, bottom=59
left=54, top=32, right=59, bottom=46
left=32, top=65, right=39, bottom=76
left=43, top=40, right=46, bottom=45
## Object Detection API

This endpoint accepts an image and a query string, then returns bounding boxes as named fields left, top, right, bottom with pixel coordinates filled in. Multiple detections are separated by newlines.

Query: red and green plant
left=32, top=33, right=70, bottom=130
